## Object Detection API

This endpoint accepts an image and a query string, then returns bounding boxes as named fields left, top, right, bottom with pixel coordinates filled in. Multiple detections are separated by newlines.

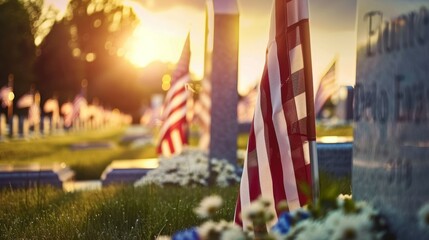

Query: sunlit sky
left=44, top=0, right=357, bottom=95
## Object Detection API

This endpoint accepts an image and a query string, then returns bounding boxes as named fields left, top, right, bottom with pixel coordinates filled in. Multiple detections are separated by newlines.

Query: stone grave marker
left=10, top=115, right=18, bottom=138
left=22, top=119, right=29, bottom=138
left=43, top=116, right=50, bottom=135
left=0, top=163, right=75, bottom=189
left=101, top=158, right=159, bottom=186
left=208, top=0, right=239, bottom=164
left=353, top=1, right=429, bottom=239
left=58, top=117, right=64, bottom=132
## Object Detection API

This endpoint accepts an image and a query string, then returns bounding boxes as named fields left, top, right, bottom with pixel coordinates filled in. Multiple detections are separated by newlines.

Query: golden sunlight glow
left=123, top=1, right=205, bottom=79
left=8, top=92, right=14, bottom=101
left=38, top=0, right=357, bottom=96
left=85, top=53, right=96, bottom=62
left=72, top=48, right=81, bottom=57
left=122, top=1, right=269, bottom=94
left=161, top=74, right=171, bottom=91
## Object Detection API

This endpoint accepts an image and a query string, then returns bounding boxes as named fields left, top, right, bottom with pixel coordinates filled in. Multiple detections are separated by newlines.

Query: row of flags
left=0, top=89, right=127, bottom=128
left=155, top=0, right=339, bottom=228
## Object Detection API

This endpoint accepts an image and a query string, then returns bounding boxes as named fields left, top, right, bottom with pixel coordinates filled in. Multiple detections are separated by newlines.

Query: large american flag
left=314, top=61, right=338, bottom=115
left=235, top=0, right=316, bottom=228
left=157, top=34, right=191, bottom=156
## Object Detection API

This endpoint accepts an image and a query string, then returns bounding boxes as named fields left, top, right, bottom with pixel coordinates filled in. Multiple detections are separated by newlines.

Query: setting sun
left=123, top=1, right=205, bottom=79
left=41, top=0, right=357, bottom=95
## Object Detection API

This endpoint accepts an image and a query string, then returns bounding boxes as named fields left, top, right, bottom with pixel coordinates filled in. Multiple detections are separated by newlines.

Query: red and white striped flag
left=314, top=61, right=338, bottom=115
left=44, top=98, right=60, bottom=125
left=61, top=102, right=73, bottom=116
left=235, top=0, right=316, bottom=227
left=28, top=102, right=41, bottom=127
left=17, top=93, right=33, bottom=108
left=64, top=93, right=87, bottom=127
left=0, top=86, right=12, bottom=108
left=44, top=98, right=59, bottom=113
left=157, top=34, right=191, bottom=156
left=195, top=78, right=211, bottom=150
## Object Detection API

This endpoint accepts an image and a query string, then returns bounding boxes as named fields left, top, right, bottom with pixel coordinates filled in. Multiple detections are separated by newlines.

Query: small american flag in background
left=28, top=101, right=40, bottom=127
left=17, top=93, right=33, bottom=109
left=314, top=61, right=338, bottom=115
left=157, top=34, right=191, bottom=156
left=194, top=78, right=211, bottom=150
left=44, top=98, right=59, bottom=113
left=235, top=0, right=316, bottom=228
left=0, top=86, right=12, bottom=108
left=64, top=93, right=87, bottom=127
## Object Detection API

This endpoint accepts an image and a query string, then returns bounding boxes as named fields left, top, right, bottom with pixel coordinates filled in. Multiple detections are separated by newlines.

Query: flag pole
left=299, top=0, right=320, bottom=204
left=7, top=74, right=13, bottom=119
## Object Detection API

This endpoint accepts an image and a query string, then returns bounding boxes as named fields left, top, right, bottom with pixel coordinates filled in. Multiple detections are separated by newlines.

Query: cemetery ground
left=0, top=124, right=352, bottom=239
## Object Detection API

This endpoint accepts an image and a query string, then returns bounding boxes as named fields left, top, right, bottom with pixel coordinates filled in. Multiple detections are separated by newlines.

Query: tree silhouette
left=0, top=0, right=38, bottom=98
left=36, top=0, right=147, bottom=116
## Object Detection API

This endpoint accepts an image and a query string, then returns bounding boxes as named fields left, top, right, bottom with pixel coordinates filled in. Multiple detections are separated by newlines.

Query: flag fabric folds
left=314, top=61, right=338, bottom=116
left=44, top=98, right=60, bottom=125
left=61, top=102, right=73, bottom=116
left=28, top=101, right=41, bottom=127
left=64, top=93, right=87, bottom=127
left=195, top=78, right=211, bottom=150
left=0, top=86, right=12, bottom=107
left=17, top=93, right=33, bottom=108
left=44, top=98, right=59, bottom=113
left=235, top=0, right=316, bottom=228
left=237, top=86, right=258, bottom=124
left=157, top=34, right=191, bottom=156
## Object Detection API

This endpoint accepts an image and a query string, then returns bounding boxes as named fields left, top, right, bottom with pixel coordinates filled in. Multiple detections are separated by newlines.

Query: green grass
left=0, top=127, right=157, bottom=180
left=0, top=185, right=239, bottom=240
left=0, top=124, right=352, bottom=239
left=0, top=174, right=350, bottom=239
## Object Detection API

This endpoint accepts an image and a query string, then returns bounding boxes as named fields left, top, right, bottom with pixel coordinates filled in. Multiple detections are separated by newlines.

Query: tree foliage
left=36, top=0, right=151, bottom=116
left=1, top=0, right=168, bottom=119
left=0, top=0, right=38, bottom=97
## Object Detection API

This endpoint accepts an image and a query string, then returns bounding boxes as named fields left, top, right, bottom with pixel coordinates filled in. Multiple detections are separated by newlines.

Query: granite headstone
left=208, top=0, right=239, bottom=164
left=353, top=1, right=429, bottom=239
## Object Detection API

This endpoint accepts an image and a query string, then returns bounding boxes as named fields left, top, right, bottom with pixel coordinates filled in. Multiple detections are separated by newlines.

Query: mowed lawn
left=0, top=127, right=157, bottom=180
left=0, top=124, right=352, bottom=239
left=0, top=185, right=239, bottom=240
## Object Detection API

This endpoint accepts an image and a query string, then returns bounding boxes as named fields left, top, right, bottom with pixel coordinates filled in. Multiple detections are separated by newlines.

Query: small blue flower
left=294, top=209, right=310, bottom=221
left=172, top=228, right=199, bottom=240
left=271, top=212, right=293, bottom=234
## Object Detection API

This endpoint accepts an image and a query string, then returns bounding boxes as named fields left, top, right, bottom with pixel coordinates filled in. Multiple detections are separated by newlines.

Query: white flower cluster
left=285, top=201, right=378, bottom=240
left=194, top=195, right=224, bottom=219
left=198, top=220, right=246, bottom=240
left=134, top=149, right=240, bottom=187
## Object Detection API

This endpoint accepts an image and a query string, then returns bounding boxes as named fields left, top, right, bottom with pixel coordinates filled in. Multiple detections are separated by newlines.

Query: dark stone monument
left=208, top=0, right=239, bottom=164
left=335, top=86, right=354, bottom=122
left=101, top=158, right=158, bottom=186
left=353, top=1, right=429, bottom=239
left=0, top=163, right=75, bottom=189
